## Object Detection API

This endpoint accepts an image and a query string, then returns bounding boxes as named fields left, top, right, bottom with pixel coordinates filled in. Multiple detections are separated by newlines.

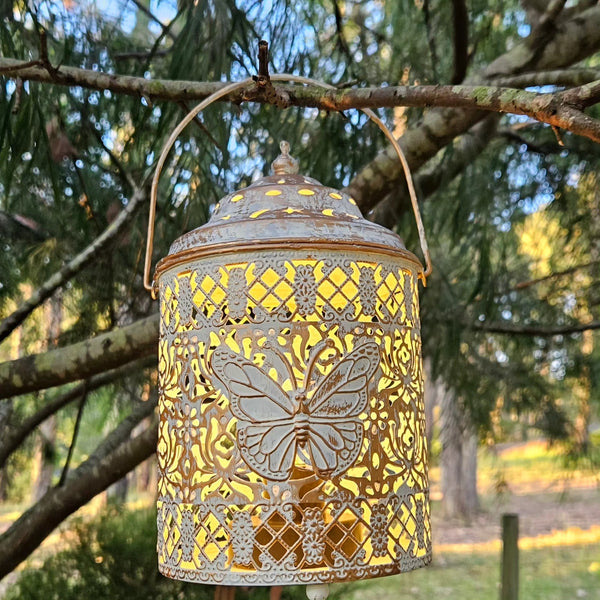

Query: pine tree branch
left=331, top=0, right=354, bottom=71
left=499, top=128, right=564, bottom=155
left=527, top=0, right=567, bottom=53
left=371, top=115, right=500, bottom=227
left=560, top=79, right=600, bottom=109
left=112, top=49, right=169, bottom=61
left=422, top=0, right=439, bottom=81
left=0, top=401, right=156, bottom=580
left=493, top=69, right=600, bottom=89
left=468, top=319, right=600, bottom=337
left=3, top=54, right=599, bottom=140
left=512, top=261, right=600, bottom=291
left=0, top=359, right=153, bottom=469
left=0, top=314, right=159, bottom=400
left=128, top=0, right=177, bottom=42
left=57, top=386, right=88, bottom=487
left=347, top=3, right=600, bottom=213
left=0, top=186, right=147, bottom=344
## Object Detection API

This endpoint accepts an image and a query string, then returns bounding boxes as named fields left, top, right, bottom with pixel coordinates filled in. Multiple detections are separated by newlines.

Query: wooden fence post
left=501, top=513, right=519, bottom=600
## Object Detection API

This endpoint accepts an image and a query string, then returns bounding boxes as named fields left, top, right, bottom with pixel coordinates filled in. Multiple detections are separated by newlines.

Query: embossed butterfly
left=210, top=342, right=379, bottom=481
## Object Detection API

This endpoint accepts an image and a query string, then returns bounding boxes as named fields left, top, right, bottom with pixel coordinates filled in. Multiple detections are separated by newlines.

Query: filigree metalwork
left=155, top=172, right=431, bottom=585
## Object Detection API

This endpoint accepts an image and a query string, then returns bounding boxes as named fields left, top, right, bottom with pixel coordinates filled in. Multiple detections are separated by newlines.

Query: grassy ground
left=341, top=542, right=600, bottom=600
left=1, top=439, right=599, bottom=599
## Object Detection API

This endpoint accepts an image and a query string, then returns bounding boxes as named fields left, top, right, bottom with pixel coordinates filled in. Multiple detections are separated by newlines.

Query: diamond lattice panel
left=157, top=248, right=431, bottom=585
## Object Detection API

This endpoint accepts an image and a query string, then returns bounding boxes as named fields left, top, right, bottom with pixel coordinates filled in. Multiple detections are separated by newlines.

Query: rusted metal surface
left=156, top=164, right=418, bottom=281
left=155, top=145, right=431, bottom=586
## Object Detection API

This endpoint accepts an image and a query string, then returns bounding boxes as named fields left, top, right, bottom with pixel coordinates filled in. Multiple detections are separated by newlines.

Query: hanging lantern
left=144, top=77, right=432, bottom=593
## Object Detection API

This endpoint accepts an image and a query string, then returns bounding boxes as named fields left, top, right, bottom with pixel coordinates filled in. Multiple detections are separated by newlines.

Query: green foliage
left=6, top=508, right=336, bottom=600
left=0, top=0, right=599, bottom=522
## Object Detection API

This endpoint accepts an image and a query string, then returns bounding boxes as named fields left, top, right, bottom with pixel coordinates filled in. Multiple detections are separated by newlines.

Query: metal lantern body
left=155, top=153, right=431, bottom=585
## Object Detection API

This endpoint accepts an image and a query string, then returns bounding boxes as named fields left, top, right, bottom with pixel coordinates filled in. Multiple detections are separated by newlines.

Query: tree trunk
left=460, top=426, right=480, bottom=516
left=423, top=358, right=441, bottom=454
left=33, top=294, right=63, bottom=499
left=0, top=400, right=12, bottom=501
left=439, top=390, right=479, bottom=520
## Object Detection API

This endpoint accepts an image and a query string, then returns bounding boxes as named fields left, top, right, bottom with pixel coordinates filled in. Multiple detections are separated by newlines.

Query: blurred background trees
left=1, top=0, right=599, bottom=582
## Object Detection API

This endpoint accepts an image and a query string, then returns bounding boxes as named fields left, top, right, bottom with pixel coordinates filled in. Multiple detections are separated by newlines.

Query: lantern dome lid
left=155, top=142, right=422, bottom=278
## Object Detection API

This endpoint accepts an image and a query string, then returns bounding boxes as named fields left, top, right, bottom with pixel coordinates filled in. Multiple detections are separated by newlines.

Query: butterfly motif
left=210, top=342, right=380, bottom=481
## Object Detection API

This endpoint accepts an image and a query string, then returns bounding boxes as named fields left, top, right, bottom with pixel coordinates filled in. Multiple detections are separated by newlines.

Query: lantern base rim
left=158, top=553, right=432, bottom=586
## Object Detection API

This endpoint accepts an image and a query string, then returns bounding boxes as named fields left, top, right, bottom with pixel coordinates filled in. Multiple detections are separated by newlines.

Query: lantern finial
left=271, top=140, right=299, bottom=174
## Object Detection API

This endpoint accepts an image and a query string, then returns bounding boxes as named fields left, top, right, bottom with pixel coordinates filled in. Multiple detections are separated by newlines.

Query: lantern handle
left=144, top=76, right=432, bottom=295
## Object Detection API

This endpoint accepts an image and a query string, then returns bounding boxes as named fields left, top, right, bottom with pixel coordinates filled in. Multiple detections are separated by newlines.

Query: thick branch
left=0, top=314, right=159, bottom=399
left=560, top=79, right=600, bottom=108
left=493, top=69, right=600, bottom=89
left=0, top=401, right=156, bottom=579
left=0, top=359, right=153, bottom=468
left=0, top=57, right=226, bottom=101
left=486, top=4, right=600, bottom=78
left=468, top=319, right=600, bottom=337
left=282, top=83, right=600, bottom=143
left=347, top=3, right=600, bottom=212
left=3, top=54, right=599, bottom=137
left=527, top=0, right=567, bottom=53
left=371, top=116, right=500, bottom=227
left=0, top=187, right=147, bottom=344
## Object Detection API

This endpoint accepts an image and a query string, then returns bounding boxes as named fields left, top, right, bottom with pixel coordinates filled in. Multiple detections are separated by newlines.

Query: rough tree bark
left=440, top=390, right=480, bottom=520
left=33, top=293, right=63, bottom=500
left=0, top=2, right=600, bottom=580
left=0, top=314, right=159, bottom=399
left=0, top=401, right=156, bottom=579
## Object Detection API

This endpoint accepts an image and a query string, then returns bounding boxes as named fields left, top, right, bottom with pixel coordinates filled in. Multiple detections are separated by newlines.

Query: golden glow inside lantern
left=151, top=139, right=432, bottom=587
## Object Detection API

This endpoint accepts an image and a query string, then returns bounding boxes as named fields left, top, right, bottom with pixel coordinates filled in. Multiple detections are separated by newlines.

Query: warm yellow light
left=155, top=157, right=431, bottom=585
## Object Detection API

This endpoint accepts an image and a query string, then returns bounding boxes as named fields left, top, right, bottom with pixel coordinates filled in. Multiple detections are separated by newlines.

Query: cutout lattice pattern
left=157, top=248, right=431, bottom=584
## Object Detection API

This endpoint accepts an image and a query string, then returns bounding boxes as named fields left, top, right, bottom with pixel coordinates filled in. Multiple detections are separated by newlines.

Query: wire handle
left=144, top=75, right=433, bottom=295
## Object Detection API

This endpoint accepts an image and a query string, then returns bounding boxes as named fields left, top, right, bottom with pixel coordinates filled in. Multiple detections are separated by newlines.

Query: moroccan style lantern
left=144, top=77, right=433, bottom=594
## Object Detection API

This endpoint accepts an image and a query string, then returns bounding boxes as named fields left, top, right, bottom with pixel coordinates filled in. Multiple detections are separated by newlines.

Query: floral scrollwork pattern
left=156, top=249, right=431, bottom=585
left=231, top=511, right=254, bottom=566
left=293, top=264, right=317, bottom=316
left=301, top=508, right=326, bottom=564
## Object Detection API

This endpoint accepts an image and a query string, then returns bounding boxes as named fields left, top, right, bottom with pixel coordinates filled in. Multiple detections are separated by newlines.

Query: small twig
left=90, top=126, right=138, bottom=192
left=512, top=260, right=599, bottom=291
left=38, top=28, right=57, bottom=76
left=255, top=39, right=270, bottom=87
left=467, top=318, right=600, bottom=337
left=249, top=40, right=290, bottom=108
left=0, top=60, right=40, bottom=74
left=336, top=79, right=359, bottom=89
left=11, top=78, right=23, bottom=114
left=177, top=101, right=225, bottom=151
left=551, top=124, right=565, bottom=146
left=128, top=0, right=177, bottom=42
left=498, top=128, right=563, bottom=154
left=142, top=94, right=153, bottom=108
left=58, top=384, right=88, bottom=487
left=332, top=0, right=355, bottom=74
left=113, top=50, right=169, bottom=61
